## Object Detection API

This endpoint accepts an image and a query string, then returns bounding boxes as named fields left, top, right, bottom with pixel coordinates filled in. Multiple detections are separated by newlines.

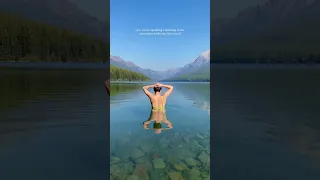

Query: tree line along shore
left=0, top=12, right=151, bottom=81
left=0, top=12, right=107, bottom=63
left=110, top=65, right=150, bottom=81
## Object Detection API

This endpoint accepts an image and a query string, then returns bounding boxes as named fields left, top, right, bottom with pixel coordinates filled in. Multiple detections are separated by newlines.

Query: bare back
left=150, top=95, right=166, bottom=110
left=142, top=83, right=173, bottom=111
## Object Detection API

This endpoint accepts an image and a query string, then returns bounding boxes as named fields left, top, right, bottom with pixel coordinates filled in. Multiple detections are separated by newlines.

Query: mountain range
left=110, top=50, right=210, bottom=81
left=212, top=0, right=320, bottom=61
left=213, top=0, right=320, bottom=45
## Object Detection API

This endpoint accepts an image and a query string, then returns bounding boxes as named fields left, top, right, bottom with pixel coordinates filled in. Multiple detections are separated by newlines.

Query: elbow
left=143, top=85, right=150, bottom=89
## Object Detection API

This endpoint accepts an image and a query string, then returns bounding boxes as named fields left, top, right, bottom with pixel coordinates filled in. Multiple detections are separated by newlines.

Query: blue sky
left=110, top=0, right=210, bottom=71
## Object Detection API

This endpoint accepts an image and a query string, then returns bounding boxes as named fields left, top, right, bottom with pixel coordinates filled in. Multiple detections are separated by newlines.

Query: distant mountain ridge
left=0, top=0, right=108, bottom=41
left=110, top=50, right=210, bottom=80
left=213, top=0, right=318, bottom=45
left=212, top=0, right=320, bottom=63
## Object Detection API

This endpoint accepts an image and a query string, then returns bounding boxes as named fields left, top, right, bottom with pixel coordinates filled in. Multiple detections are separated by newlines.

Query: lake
left=1, top=66, right=320, bottom=180
left=0, top=69, right=109, bottom=180
left=110, top=82, right=210, bottom=180
left=211, top=66, right=320, bottom=180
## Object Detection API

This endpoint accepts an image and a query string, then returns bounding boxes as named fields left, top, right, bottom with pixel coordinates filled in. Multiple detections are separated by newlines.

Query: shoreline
left=210, top=63, right=320, bottom=69
left=0, top=61, right=109, bottom=70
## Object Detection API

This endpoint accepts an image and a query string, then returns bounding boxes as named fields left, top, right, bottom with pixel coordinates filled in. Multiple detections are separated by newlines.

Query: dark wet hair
left=153, top=122, right=162, bottom=129
left=153, top=87, right=162, bottom=92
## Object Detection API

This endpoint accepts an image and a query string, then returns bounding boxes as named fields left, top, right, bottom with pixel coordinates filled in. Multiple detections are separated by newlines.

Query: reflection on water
left=0, top=69, right=109, bottom=180
left=110, top=83, right=210, bottom=180
left=212, top=66, right=320, bottom=180
left=143, top=111, right=173, bottom=134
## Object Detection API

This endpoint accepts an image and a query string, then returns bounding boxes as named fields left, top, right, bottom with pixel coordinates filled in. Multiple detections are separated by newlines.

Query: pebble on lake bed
left=184, top=158, right=197, bottom=167
left=131, top=148, right=144, bottom=159
left=172, top=161, right=188, bottom=171
left=126, top=174, right=140, bottom=180
left=197, top=152, right=210, bottom=164
left=168, top=172, right=184, bottom=180
left=186, top=168, right=201, bottom=180
left=152, top=158, right=166, bottom=169
left=132, top=164, right=149, bottom=180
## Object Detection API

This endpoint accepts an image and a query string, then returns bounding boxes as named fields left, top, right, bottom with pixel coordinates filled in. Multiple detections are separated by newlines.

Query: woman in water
left=142, top=83, right=174, bottom=134
left=142, top=82, right=173, bottom=111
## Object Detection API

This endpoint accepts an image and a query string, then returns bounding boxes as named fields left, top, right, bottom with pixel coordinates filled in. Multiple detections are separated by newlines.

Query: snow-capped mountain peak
left=192, top=50, right=210, bottom=63
left=199, top=50, right=210, bottom=60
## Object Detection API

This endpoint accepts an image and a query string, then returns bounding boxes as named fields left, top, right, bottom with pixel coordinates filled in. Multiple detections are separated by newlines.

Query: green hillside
left=110, top=65, right=151, bottom=81
left=165, top=67, right=210, bottom=81
left=0, top=12, right=108, bottom=62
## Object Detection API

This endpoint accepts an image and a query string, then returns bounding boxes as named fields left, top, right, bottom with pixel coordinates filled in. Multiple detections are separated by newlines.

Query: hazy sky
left=110, top=0, right=210, bottom=71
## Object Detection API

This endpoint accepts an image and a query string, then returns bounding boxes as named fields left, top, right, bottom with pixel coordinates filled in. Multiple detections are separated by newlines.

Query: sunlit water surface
left=0, top=69, right=109, bottom=180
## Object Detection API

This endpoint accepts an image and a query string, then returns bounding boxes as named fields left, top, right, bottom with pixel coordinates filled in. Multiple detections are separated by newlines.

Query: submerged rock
left=180, top=149, right=195, bottom=159
left=201, top=171, right=210, bottom=178
left=140, top=143, right=154, bottom=153
left=194, top=133, right=209, bottom=140
left=160, top=175, right=170, bottom=180
left=159, top=143, right=169, bottom=150
left=184, top=158, right=197, bottom=167
left=135, top=156, right=148, bottom=164
left=123, top=161, right=135, bottom=174
left=149, top=170, right=164, bottom=180
left=152, top=158, right=166, bottom=169
left=165, top=149, right=185, bottom=164
left=111, top=164, right=122, bottom=175
left=131, top=148, right=145, bottom=159
left=133, top=164, right=149, bottom=180
left=114, top=148, right=131, bottom=160
left=111, top=156, right=122, bottom=164
left=186, top=168, right=201, bottom=180
left=198, top=139, right=209, bottom=147
left=172, top=161, right=188, bottom=171
left=126, top=174, right=140, bottom=180
left=197, top=152, right=210, bottom=164
left=168, top=172, right=184, bottom=180
left=182, top=137, right=190, bottom=143
left=113, top=174, right=127, bottom=180
left=168, top=143, right=183, bottom=149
